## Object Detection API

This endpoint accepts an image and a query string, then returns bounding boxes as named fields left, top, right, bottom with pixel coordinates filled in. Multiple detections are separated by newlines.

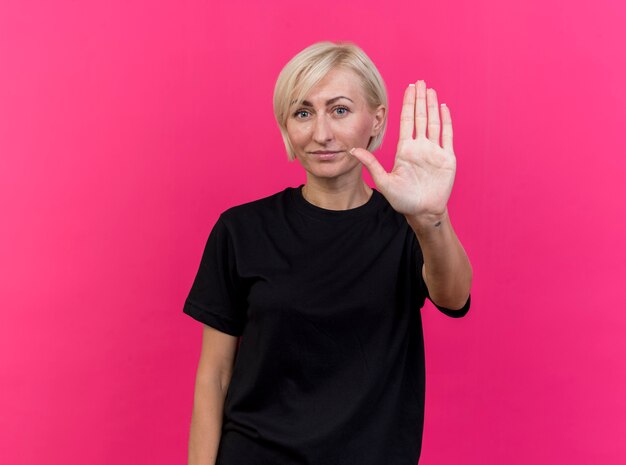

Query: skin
left=287, top=68, right=472, bottom=310
left=286, top=66, right=386, bottom=210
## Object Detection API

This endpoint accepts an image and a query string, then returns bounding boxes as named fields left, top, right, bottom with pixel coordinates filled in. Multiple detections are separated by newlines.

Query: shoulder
left=219, top=186, right=295, bottom=230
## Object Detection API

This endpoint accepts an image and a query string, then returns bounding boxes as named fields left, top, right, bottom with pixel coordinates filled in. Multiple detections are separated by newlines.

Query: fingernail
left=349, top=147, right=356, bottom=154
left=409, top=83, right=415, bottom=87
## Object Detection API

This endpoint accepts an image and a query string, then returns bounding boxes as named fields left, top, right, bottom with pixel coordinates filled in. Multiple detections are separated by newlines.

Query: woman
left=183, top=41, right=472, bottom=465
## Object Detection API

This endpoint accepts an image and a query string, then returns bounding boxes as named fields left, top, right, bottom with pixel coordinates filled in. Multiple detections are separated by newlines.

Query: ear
left=371, top=104, right=386, bottom=135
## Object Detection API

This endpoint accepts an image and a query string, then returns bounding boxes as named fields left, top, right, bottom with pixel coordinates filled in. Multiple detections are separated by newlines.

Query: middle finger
left=414, top=80, right=427, bottom=139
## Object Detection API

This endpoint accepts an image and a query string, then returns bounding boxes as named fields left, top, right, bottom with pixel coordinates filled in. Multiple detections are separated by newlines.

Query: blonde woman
left=183, top=41, right=472, bottom=465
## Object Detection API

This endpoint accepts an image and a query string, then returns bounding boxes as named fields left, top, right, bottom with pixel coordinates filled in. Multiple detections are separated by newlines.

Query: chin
left=303, top=160, right=361, bottom=180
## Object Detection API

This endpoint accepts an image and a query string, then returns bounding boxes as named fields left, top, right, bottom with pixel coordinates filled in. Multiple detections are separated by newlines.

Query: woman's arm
left=349, top=80, right=472, bottom=308
left=406, top=209, right=472, bottom=311
left=188, top=325, right=239, bottom=465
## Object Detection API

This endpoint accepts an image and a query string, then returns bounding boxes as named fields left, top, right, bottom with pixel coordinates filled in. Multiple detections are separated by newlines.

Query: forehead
left=303, top=67, right=365, bottom=104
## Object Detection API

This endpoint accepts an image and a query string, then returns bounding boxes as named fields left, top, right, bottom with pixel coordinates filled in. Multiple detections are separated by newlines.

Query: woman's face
left=286, top=67, right=385, bottom=183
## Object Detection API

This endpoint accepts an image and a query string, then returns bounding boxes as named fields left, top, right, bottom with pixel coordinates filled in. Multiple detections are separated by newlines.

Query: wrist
left=405, top=208, right=449, bottom=235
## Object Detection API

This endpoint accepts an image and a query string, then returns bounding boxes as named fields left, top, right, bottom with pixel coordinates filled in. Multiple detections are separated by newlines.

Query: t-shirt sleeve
left=412, top=232, right=471, bottom=318
left=182, top=215, right=248, bottom=336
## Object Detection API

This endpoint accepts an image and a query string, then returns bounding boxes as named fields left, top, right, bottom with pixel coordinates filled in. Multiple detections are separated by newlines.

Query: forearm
left=188, top=379, right=229, bottom=465
left=406, top=208, right=472, bottom=310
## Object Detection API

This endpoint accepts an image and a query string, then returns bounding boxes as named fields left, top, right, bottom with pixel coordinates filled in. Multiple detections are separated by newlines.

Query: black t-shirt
left=183, top=185, right=470, bottom=465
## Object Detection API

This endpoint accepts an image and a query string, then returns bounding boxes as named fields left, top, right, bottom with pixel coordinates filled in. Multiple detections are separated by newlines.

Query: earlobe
left=371, top=119, right=384, bottom=136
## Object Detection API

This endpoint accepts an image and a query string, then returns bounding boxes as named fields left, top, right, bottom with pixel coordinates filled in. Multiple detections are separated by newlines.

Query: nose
left=312, top=114, right=333, bottom=144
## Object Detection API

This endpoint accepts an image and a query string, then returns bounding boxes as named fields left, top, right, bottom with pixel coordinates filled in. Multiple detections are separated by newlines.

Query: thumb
left=349, top=147, right=388, bottom=187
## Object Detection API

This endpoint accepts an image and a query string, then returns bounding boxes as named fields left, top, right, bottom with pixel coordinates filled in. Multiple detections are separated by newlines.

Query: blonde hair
left=273, top=41, right=388, bottom=161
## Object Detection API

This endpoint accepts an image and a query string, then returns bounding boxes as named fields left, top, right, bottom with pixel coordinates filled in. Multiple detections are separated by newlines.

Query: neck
left=302, top=176, right=373, bottom=210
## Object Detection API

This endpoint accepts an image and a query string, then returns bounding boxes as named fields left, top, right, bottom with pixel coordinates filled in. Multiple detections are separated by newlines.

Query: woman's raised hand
left=350, top=80, right=456, bottom=222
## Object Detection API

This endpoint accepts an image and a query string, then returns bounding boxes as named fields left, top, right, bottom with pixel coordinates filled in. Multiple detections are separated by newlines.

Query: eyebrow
left=294, top=96, right=354, bottom=107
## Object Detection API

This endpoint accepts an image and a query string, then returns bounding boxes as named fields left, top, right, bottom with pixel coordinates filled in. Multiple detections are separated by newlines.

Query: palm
left=351, top=80, right=457, bottom=219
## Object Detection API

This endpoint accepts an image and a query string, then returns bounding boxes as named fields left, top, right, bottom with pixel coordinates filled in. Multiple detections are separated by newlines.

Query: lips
left=310, top=150, right=342, bottom=154
left=309, top=150, right=342, bottom=160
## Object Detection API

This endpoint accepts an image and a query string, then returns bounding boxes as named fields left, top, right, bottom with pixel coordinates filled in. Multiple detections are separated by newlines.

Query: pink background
left=1, top=0, right=625, bottom=464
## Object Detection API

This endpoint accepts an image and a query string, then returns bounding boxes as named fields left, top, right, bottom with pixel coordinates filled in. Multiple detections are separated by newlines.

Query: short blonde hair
left=273, top=41, right=388, bottom=161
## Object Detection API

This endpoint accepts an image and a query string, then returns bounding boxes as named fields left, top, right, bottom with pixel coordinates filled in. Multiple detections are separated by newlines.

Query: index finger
left=399, top=83, right=416, bottom=140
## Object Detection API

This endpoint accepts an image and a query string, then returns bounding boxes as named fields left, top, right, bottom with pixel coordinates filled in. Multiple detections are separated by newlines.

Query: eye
left=293, top=109, right=311, bottom=119
left=334, top=106, right=350, bottom=116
